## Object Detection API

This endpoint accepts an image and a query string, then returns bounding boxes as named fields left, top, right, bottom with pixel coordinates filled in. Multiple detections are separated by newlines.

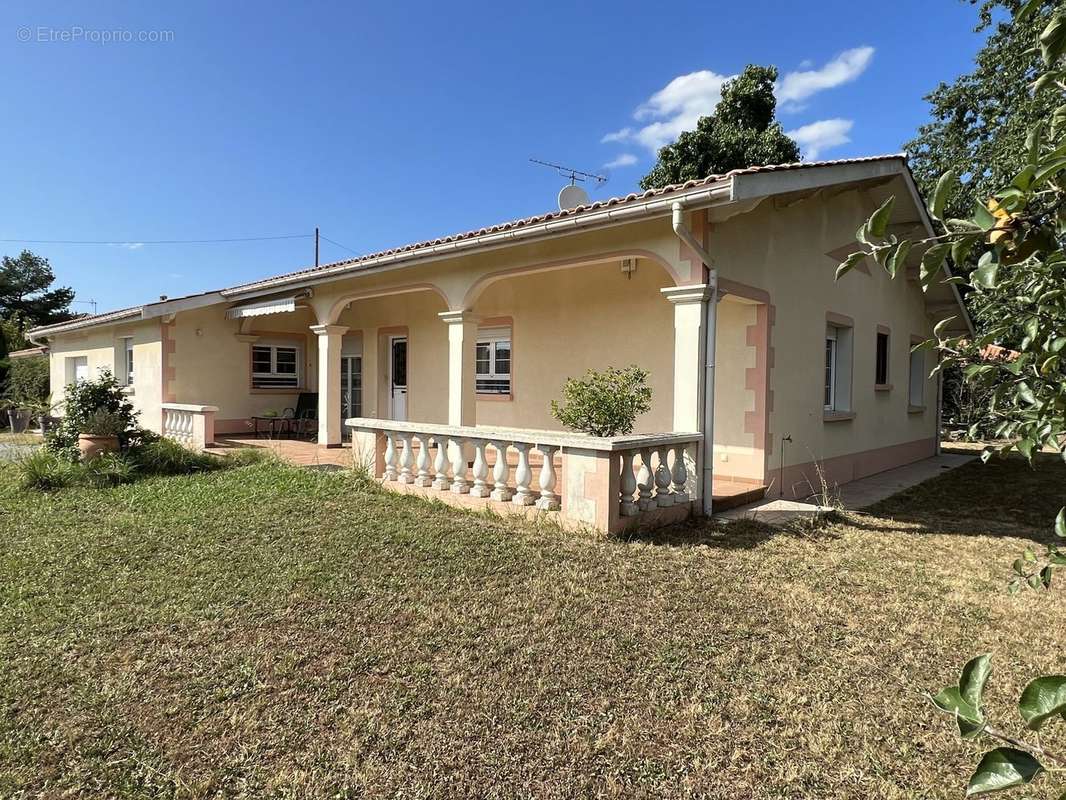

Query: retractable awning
left=224, top=295, right=301, bottom=320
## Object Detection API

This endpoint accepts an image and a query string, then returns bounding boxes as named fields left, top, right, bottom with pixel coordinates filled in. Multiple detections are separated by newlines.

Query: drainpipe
left=671, top=201, right=718, bottom=518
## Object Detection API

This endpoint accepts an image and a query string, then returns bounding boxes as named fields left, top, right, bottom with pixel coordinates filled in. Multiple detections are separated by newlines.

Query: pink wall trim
left=768, top=436, right=937, bottom=500
left=160, top=319, right=177, bottom=403
left=716, top=277, right=774, bottom=480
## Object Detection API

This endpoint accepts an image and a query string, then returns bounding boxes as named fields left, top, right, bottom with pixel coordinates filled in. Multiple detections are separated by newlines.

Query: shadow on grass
left=617, top=513, right=842, bottom=550
left=848, top=450, right=1066, bottom=542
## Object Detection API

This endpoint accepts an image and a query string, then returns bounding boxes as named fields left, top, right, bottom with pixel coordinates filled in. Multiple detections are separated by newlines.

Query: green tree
left=839, top=2, right=1066, bottom=793
left=907, top=0, right=1059, bottom=222
left=639, top=65, right=800, bottom=190
left=0, top=250, right=75, bottom=328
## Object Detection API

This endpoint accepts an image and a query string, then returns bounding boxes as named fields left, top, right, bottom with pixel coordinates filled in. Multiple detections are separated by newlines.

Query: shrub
left=80, top=409, right=127, bottom=437
left=83, top=453, right=137, bottom=487
left=550, top=365, right=652, bottom=437
left=5, top=356, right=49, bottom=408
left=17, top=449, right=79, bottom=491
left=128, top=437, right=221, bottom=476
left=45, top=370, right=138, bottom=461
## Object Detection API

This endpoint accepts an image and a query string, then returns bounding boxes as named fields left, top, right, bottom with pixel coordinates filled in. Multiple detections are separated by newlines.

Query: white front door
left=388, top=336, right=407, bottom=421
left=339, top=355, right=362, bottom=437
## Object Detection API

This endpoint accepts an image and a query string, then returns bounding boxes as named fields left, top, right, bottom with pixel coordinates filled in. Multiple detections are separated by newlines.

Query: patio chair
left=284, top=392, right=318, bottom=440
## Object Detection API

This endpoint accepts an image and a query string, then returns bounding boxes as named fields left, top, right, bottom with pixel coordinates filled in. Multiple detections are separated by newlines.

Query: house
left=27, top=155, right=972, bottom=533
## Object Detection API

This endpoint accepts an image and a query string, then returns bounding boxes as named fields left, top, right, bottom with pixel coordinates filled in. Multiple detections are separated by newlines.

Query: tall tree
left=906, top=0, right=1058, bottom=221
left=639, top=65, right=800, bottom=190
left=0, top=250, right=75, bottom=328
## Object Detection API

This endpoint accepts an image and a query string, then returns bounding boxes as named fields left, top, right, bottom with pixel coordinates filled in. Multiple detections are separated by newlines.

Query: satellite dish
left=558, top=184, right=590, bottom=210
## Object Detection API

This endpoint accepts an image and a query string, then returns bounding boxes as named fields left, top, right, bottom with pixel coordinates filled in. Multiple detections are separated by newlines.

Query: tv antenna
left=529, top=158, right=607, bottom=188
left=71, top=298, right=98, bottom=315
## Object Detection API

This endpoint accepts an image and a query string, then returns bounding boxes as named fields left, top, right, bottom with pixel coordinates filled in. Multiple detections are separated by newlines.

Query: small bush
left=83, top=453, right=138, bottom=487
left=221, top=447, right=273, bottom=468
left=46, top=370, right=138, bottom=461
left=551, top=365, right=652, bottom=437
left=129, top=438, right=221, bottom=476
left=17, top=449, right=79, bottom=491
left=80, top=409, right=127, bottom=437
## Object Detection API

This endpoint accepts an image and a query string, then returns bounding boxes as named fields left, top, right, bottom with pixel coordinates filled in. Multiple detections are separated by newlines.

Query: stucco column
left=310, top=324, right=349, bottom=446
left=438, top=310, right=479, bottom=427
left=661, top=285, right=713, bottom=432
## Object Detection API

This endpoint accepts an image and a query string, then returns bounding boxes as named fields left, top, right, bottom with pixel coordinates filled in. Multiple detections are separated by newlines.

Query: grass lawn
left=1, top=450, right=1064, bottom=798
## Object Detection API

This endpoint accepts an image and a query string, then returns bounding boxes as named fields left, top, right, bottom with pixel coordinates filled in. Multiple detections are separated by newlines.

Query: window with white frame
left=121, top=337, right=134, bottom=386
left=908, top=346, right=926, bottom=407
left=476, top=326, right=511, bottom=395
left=824, top=321, right=854, bottom=413
left=251, top=340, right=302, bottom=389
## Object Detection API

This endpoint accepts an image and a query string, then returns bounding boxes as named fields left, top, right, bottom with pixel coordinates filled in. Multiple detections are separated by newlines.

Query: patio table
left=249, top=415, right=292, bottom=439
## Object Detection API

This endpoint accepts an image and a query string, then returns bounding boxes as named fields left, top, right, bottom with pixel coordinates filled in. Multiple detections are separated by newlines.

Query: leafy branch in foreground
left=839, top=1, right=1066, bottom=794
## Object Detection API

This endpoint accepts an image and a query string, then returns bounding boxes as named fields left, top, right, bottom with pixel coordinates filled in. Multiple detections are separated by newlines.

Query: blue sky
left=0, top=0, right=990, bottom=313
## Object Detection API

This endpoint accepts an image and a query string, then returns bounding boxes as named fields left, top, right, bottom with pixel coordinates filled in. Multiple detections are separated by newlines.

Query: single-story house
left=28, top=155, right=971, bottom=532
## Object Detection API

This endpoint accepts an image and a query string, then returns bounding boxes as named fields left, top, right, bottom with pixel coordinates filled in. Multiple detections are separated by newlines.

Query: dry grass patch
left=0, top=452, right=1063, bottom=798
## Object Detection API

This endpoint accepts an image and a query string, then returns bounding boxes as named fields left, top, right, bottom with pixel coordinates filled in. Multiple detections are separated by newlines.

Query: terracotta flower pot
left=78, top=434, right=119, bottom=461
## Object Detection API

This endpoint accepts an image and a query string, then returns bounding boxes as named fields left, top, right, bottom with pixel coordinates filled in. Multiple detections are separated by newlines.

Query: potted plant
left=1, top=398, right=33, bottom=434
left=22, top=394, right=59, bottom=434
left=78, top=409, right=126, bottom=460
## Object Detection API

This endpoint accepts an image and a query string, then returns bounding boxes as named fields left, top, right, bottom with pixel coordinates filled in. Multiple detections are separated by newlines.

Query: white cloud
left=122, top=242, right=144, bottom=250
left=603, top=153, right=638, bottom=169
left=600, top=128, right=632, bottom=144
left=786, top=118, right=854, bottom=159
left=777, top=47, right=874, bottom=107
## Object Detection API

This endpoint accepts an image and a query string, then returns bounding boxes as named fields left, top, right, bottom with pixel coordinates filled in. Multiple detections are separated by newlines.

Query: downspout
left=671, top=201, right=718, bottom=518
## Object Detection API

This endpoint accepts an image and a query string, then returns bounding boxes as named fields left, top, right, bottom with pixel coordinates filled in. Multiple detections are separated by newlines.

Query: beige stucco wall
left=713, top=298, right=761, bottom=481
left=46, top=320, right=164, bottom=430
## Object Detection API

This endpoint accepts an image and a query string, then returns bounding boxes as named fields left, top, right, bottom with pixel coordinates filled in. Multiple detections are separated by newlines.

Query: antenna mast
left=529, top=158, right=607, bottom=187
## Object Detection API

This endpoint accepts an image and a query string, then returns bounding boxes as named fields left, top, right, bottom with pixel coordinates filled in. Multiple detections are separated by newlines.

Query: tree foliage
left=907, top=1, right=1060, bottom=222
left=45, top=370, right=139, bottom=461
left=639, top=66, right=800, bottom=190
left=840, top=1, right=1066, bottom=793
left=0, top=250, right=75, bottom=329
left=551, top=365, right=652, bottom=437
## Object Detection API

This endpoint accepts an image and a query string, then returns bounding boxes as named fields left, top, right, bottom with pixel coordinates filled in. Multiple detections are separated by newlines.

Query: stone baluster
left=511, top=442, right=535, bottom=506
left=469, top=440, right=491, bottom=498
left=413, top=435, right=433, bottom=487
left=397, top=433, right=415, bottom=484
left=450, top=438, right=469, bottom=494
left=431, top=437, right=450, bottom=491
left=671, top=443, right=690, bottom=503
left=489, top=441, right=512, bottom=502
left=619, top=450, right=638, bottom=516
left=654, top=447, right=674, bottom=507
left=534, top=445, right=559, bottom=510
left=636, top=448, right=655, bottom=511
left=383, top=432, right=398, bottom=481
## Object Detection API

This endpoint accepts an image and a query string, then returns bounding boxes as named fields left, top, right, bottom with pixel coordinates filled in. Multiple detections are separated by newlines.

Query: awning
left=225, top=296, right=299, bottom=320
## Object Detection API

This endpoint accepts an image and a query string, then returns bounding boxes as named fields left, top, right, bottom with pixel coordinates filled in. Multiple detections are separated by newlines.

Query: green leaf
left=1040, top=564, right=1053, bottom=588
left=966, top=748, right=1044, bottom=796
left=835, top=251, right=867, bottom=281
left=1033, top=156, right=1066, bottom=188
left=1019, top=675, right=1066, bottom=730
left=886, top=240, right=912, bottom=278
left=920, top=243, right=950, bottom=290
left=1040, top=11, right=1066, bottom=66
left=933, top=316, right=957, bottom=338
left=952, top=236, right=976, bottom=268
left=1055, top=507, right=1066, bottom=538
left=973, top=254, right=999, bottom=289
left=1012, top=164, right=1036, bottom=191
left=868, top=196, right=895, bottom=238
left=1017, top=0, right=1045, bottom=21
left=960, top=654, right=992, bottom=710
left=932, top=686, right=983, bottom=728
left=1017, top=382, right=1037, bottom=405
left=1017, top=438, right=1035, bottom=460
left=1026, top=120, right=1044, bottom=165
left=974, top=201, right=996, bottom=231
left=930, top=170, right=956, bottom=219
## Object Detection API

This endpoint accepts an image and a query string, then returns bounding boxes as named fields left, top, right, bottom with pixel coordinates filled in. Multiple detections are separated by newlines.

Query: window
left=908, top=346, right=926, bottom=408
left=824, top=318, right=854, bottom=414
left=476, top=327, right=511, bottom=395
left=252, top=342, right=302, bottom=389
left=824, top=331, right=837, bottom=410
left=875, top=330, right=890, bottom=386
left=121, top=337, right=134, bottom=386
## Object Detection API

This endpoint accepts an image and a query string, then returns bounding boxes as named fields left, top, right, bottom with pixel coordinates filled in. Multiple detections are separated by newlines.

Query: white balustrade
left=161, top=403, right=218, bottom=450
left=346, top=418, right=700, bottom=533
left=469, top=440, right=491, bottom=498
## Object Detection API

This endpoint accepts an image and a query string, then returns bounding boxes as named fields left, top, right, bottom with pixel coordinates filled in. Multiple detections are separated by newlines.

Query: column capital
left=438, top=310, right=480, bottom=326
left=660, top=284, right=714, bottom=305
left=310, top=324, right=349, bottom=337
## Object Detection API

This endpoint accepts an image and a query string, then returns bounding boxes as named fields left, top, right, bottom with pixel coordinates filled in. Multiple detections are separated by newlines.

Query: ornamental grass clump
left=550, top=365, right=652, bottom=437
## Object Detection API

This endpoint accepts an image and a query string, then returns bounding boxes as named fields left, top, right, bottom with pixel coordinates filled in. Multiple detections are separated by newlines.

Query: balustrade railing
left=161, top=403, right=219, bottom=449
left=346, top=418, right=700, bottom=534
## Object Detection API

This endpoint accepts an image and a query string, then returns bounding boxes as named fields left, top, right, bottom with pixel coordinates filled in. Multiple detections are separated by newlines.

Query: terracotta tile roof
left=8, top=346, right=48, bottom=359
left=224, top=154, right=907, bottom=295
left=30, top=154, right=907, bottom=336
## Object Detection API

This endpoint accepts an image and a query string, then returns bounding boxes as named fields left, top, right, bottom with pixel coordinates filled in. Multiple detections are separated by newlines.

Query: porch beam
left=438, top=310, right=479, bottom=427
left=310, top=323, right=349, bottom=446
